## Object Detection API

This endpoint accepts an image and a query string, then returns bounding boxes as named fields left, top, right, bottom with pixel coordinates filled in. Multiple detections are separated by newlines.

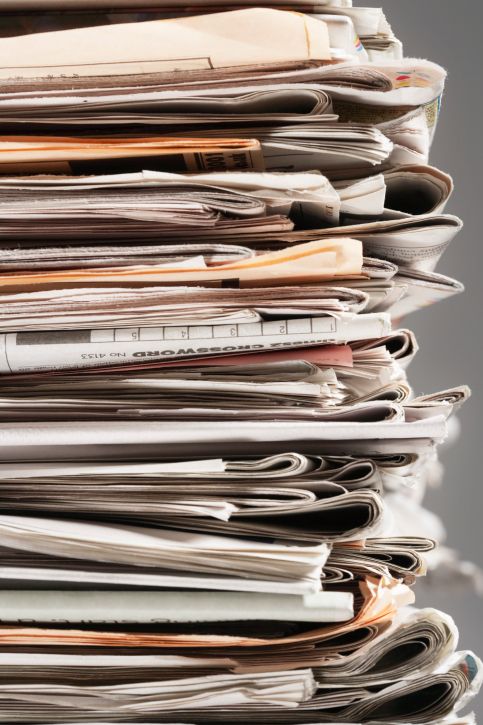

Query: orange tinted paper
left=0, top=576, right=401, bottom=650
left=0, top=239, right=363, bottom=289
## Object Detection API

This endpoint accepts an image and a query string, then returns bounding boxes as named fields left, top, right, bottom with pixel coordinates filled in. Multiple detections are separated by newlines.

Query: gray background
left=356, top=0, right=483, bottom=717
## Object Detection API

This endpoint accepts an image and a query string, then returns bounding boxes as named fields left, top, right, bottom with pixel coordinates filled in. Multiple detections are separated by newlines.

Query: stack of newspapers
left=0, top=0, right=480, bottom=723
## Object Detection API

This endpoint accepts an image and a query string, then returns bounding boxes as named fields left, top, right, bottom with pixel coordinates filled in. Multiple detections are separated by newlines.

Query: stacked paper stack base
left=0, top=1, right=479, bottom=724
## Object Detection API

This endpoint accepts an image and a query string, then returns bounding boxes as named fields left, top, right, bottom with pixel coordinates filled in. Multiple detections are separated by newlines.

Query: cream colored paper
left=0, top=9, right=331, bottom=80
left=0, top=239, right=363, bottom=289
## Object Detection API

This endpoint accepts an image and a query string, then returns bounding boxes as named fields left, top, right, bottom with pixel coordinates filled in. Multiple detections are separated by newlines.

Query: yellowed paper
left=0, top=137, right=265, bottom=174
left=0, top=9, right=331, bottom=80
left=0, top=239, right=363, bottom=289
left=0, top=576, right=403, bottom=649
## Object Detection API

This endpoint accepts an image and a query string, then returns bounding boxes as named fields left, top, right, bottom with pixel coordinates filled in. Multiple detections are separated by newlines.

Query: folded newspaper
left=0, top=3, right=479, bottom=725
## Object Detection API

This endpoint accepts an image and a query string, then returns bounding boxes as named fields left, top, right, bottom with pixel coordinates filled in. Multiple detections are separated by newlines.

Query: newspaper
left=335, top=164, right=453, bottom=221
left=0, top=87, right=434, bottom=161
left=1, top=349, right=461, bottom=421
left=0, top=240, right=364, bottom=286
left=241, top=214, right=463, bottom=271
left=0, top=514, right=331, bottom=587
left=382, top=164, right=453, bottom=217
left=0, top=124, right=393, bottom=176
left=0, top=382, right=397, bottom=421
left=0, top=356, right=413, bottom=418
left=0, top=51, right=445, bottom=110
left=0, top=9, right=332, bottom=83
left=0, top=255, right=412, bottom=324
left=38, top=329, right=408, bottom=380
left=0, top=576, right=410, bottom=652
left=0, top=413, right=448, bottom=448
left=0, top=561, right=322, bottom=596
left=390, top=268, right=465, bottom=319
left=0, top=170, right=345, bottom=236
left=0, top=285, right=370, bottom=329
left=0, top=536, right=432, bottom=591
left=0, top=607, right=458, bottom=676
left=1, top=108, right=431, bottom=172
left=0, top=430, right=444, bottom=462
left=0, top=450, right=418, bottom=493
left=0, top=136, right=267, bottom=175
left=0, top=410, right=447, bottom=462
left=149, top=124, right=393, bottom=172
left=0, top=313, right=389, bottom=373
left=0, top=245, right=369, bottom=290
left=350, top=328, right=419, bottom=372
left=0, top=88, right=337, bottom=126
left=0, top=280, right=431, bottom=333
left=0, top=666, right=465, bottom=719
left=0, top=668, right=318, bottom=714
left=0, top=242, right=256, bottom=271
left=0, top=4, right=478, bottom=723
left=0, top=590, right=354, bottom=624
left=297, top=13, right=370, bottom=62
left=0, top=479, right=389, bottom=544
left=0, top=167, right=461, bottom=316
left=0, top=625, right=479, bottom=722
left=326, top=6, right=403, bottom=61
left=0, top=667, right=478, bottom=722
left=0, top=8, right=365, bottom=64
left=324, top=545, right=428, bottom=585
left=0, top=166, right=452, bottom=254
